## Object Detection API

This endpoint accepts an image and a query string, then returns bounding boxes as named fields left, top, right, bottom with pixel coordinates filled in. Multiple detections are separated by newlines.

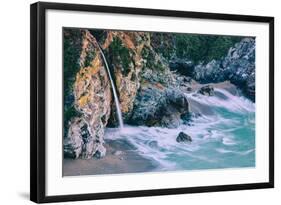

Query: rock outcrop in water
left=198, top=85, right=215, bottom=96
left=131, top=87, right=190, bottom=128
left=193, top=38, right=255, bottom=101
left=130, top=41, right=190, bottom=128
left=167, top=38, right=255, bottom=101
left=176, top=132, right=192, bottom=143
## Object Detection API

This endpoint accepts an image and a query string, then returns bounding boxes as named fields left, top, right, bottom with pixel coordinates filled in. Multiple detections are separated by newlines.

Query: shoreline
left=63, top=81, right=254, bottom=176
left=63, top=139, right=157, bottom=176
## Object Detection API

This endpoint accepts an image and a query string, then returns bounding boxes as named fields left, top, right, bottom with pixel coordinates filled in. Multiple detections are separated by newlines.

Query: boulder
left=130, top=86, right=190, bottom=128
left=127, top=42, right=190, bottom=128
left=176, top=132, right=192, bottom=143
left=64, top=117, right=106, bottom=159
left=198, top=85, right=215, bottom=96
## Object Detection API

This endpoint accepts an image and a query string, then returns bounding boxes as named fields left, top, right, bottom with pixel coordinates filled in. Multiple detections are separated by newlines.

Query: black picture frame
left=30, top=1, right=274, bottom=203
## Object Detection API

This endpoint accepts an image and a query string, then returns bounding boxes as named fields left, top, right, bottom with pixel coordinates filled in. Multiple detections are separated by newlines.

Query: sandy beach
left=63, top=139, right=157, bottom=176
left=63, top=81, right=250, bottom=176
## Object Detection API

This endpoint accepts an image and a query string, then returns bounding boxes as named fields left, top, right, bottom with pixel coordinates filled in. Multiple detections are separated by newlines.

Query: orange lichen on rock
left=121, top=33, right=136, bottom=50
left=75, top=54, right=103, bottom=110
left=104, top=32, right=153, bottom=120
left=102, top=32, right=113, bottom=49
left=89, top=55, right=102, bottom=75
left=79, top=33, right=90, bottom=67
left=77, top=94, right=89, bottom=107
left=64, top=29, right=112, bottom=159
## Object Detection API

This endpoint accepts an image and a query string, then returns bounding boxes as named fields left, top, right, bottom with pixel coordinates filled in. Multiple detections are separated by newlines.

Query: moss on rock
left=109, top=37, right=131, bottom=76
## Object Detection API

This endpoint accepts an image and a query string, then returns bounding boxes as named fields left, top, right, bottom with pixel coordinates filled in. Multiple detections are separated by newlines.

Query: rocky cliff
left=64, top=30, right=112, bottom=159
left=63, top=29, right=255, bottom=159
left=193, top=38, right=256, bottom=101
left=63, top=29, right=190, bottom=159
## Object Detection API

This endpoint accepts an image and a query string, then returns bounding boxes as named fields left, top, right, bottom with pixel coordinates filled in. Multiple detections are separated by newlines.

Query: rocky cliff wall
left=63, top=29, right=255, bottom=159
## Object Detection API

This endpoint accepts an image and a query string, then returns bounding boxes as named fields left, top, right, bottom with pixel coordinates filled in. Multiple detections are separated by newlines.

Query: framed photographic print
left=30, top=2, right=274, bottom=203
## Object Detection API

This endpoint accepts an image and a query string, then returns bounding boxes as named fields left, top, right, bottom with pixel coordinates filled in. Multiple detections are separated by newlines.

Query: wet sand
left=63, top=139, right=157, bottom=176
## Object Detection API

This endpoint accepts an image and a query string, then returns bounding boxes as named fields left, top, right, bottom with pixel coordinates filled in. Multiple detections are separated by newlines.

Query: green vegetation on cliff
left=63, top=29, right=83, bottom=137
left=108, top=37, right=131, bottom=75
left=175, top=34, right=242, bottom=63
left=151, top=32, right=243, bottom=63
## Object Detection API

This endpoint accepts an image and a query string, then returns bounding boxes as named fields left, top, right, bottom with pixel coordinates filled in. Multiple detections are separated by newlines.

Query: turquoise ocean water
left=105, top=88, right=255, bottom=172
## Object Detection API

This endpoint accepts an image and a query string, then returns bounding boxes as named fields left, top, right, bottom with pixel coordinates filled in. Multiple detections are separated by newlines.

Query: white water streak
left=97, top=43, right=124, bottom=129
left=104, top=87, right=255, bottom=169
left=185, top=88, right=255, bottom=113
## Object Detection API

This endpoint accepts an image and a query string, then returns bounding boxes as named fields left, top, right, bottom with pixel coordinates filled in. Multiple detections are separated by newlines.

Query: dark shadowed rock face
left=176, top=132, right=192, bottom=143
left=193, top=38, right=255, bottom=101
left=169, top=58, right=195, bottom=76
left=126, top=40, right=191, bottom=128
left=130, top=86, right=190, bottom=128
left=64, top=117, right=106, bottom=159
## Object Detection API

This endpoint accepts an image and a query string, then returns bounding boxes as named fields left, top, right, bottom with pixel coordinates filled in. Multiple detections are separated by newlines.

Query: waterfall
left=96, top=43, right=124, bottom=129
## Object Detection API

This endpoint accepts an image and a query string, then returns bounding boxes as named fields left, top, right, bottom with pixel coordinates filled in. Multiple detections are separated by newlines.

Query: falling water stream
left=97, top=42, right=255, bottom=172
left=97, top=43, right=124, bottom=129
